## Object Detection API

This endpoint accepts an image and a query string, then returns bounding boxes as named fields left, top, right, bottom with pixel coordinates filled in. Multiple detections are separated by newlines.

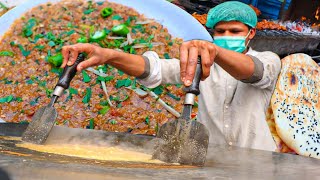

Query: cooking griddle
left=1, top=125, right=320, bottom=180
left=0, top=123, right=190, bottom=169
left=0, top=136, right=190, bottom=169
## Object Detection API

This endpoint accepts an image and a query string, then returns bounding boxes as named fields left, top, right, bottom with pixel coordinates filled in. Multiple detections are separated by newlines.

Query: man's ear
left=248, top=28, right=256, bottom=40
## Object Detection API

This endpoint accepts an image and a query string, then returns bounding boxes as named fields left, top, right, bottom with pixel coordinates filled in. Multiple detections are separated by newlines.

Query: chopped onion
left=114, top=48, right=123, bottom=52
left=87, top=67, right=179, bottom=117
left=120, top=33, right=134, bottom=48
left=151, top=42, right=165, bottom=46
left=131, top=44, right=147, bottom=49
left=126, top=87, right=148, bottom=97
left=99, top=69, right=113, bottom=107
left=86, top=67, right=113, bottom=106
left=86, top=67, right=107, bottom=77
left=107, top=36, right=125, bottom=40
left=120, top=41, right=129, bottom=48
left=127, top=33, right=134, bottom=45
left=135, top=20, right=154, bottom=25
left=132, top=42, right=165, bottom=48
left=147, top=90, right=180, bottom=118
left=126, top=85, right=180, bottom=117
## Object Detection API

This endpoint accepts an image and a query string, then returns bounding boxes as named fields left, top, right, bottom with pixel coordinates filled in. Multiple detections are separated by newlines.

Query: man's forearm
left=103, top=49, right=146, bottom=77
left=215, top=46, right=255, bottom=80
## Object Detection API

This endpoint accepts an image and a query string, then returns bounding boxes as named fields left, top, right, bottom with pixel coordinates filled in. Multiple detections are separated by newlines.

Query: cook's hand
left=61, top=43, right=111, bottom=71
left=180, top=40, right=219, bottom=86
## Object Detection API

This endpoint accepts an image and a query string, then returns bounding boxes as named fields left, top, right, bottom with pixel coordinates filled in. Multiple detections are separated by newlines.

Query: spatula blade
left=22, top=106, right=57, bottom=144
left=153, top=118, right=209, bottom=166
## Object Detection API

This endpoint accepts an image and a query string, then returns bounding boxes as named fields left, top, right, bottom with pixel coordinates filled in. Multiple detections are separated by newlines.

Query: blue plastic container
left=236, top=0, right=291, bottom=20
left=257, top=0, right=291, bottom=19
left=235, top=0, right=258, bottom=7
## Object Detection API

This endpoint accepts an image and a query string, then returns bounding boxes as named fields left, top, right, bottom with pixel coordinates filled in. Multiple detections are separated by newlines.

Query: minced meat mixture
left=0, top=0, right=197, bottom=136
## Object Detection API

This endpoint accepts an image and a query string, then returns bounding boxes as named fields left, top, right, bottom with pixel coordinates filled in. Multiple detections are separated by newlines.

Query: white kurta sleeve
left=137, top=51, right=182, bottom=88
left=249, top=51, right=281, bottom=90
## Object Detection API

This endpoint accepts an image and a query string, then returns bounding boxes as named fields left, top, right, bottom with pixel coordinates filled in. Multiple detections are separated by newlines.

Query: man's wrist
left=213, top=44, right=222, bottom=64
left=103, top=48, right=119, bottom=64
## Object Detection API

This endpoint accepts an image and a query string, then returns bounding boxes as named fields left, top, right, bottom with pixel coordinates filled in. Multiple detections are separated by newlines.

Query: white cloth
left=138, top=48, right=281, bottom=151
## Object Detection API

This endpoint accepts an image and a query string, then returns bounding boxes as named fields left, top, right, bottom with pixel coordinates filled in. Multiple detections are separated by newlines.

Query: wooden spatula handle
left=56, top=53, right=85, bottom=89
left=184, top=56, right=202, bottom=96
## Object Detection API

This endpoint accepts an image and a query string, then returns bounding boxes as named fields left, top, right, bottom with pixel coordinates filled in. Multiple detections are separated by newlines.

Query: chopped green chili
left=0, top=51, right=14, bottom=57
left=51, top=67, right=63, bottom=75
left=48, top=53, right=63, bottom=67
left=45, top=89, right=53, bottom=97
left=100, top=7, right=113, bottom=18
left=111, top=24, right=129, bottom=36
left=89, top=30, right=107, bottom=42
left=99, top=106, right=110, bottom=115
left=77, top=36, right=88, bottom=43
left=110, top=119, right=117, bottom=125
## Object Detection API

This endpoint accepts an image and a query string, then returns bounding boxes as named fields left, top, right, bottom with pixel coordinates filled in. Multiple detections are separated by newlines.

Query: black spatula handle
left=56, top=53, right=85, bottom=89
left=184, top=56, right=202, bottom=95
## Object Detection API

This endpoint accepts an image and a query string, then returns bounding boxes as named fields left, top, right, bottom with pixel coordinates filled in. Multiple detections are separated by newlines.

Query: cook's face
left=213, top=21, right=256, bottom=45
left=213, top=21, right=250, bottom=36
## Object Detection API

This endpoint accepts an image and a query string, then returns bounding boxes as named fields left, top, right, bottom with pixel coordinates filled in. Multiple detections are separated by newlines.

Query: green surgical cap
left=206, top=1, right=257, bottom=29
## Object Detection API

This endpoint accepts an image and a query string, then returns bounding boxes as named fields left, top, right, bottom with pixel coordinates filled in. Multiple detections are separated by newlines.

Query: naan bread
left=271, top=53, right=320, bottom=158
left=266, top=106, right=295, bottom=153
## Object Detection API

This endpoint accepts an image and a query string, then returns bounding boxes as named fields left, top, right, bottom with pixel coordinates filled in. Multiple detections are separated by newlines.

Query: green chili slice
left=89, top=30, right=107, bottom=42
left=48, top=53, right=63, bottom=67
left=101, top=7, right=113, bottom=18
left=77, top=36, right=88, bottom=43
left=0, top=51, right=14, bottom=57
left=111, top=24, right=129, bottom=36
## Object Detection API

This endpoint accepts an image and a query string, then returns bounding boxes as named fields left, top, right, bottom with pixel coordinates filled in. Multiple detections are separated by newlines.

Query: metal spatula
left=153, top=57, right=209, bottom=166
left=22, top=53, right=85, bottom=144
